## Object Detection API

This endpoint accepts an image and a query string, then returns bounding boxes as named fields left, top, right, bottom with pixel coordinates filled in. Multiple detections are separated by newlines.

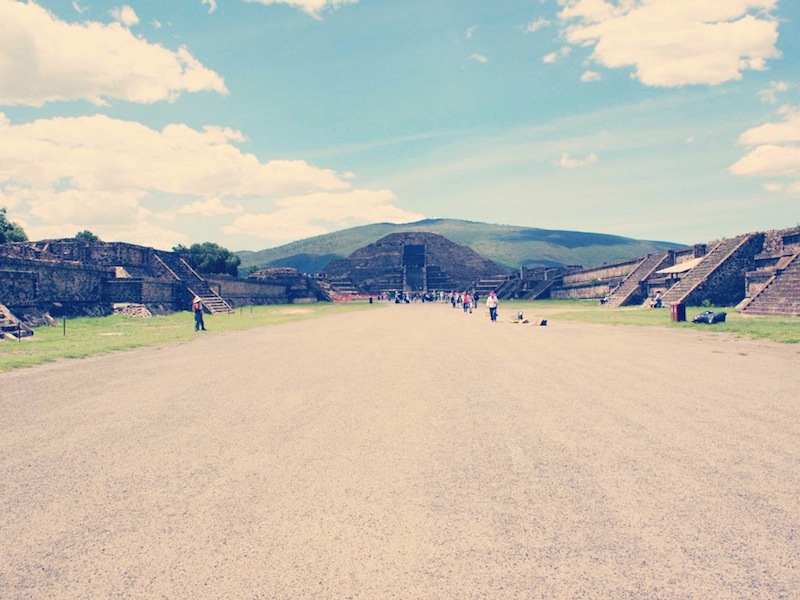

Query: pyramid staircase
left=604, top=252, right=671, bottom=308
left=522, top=279, right=558, bottom=300
left=0, top=302, right=33, bottom=340
left=492, top=276, right=556, bottom=300
left=152, top=251, right=234, bottom=314
left=659, top=235, right=754, bottom=306
left=473, top=274, right=511, bottom=296
left=740, top=250, right=800, bottom=316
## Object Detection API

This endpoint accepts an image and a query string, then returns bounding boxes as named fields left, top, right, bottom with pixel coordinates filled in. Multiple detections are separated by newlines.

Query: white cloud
left=72, top=2, right=89, bottom=14
left=0, top=1, right=227, bottom=106
left=557, top=0, right=780, bottom=87
left=176, top=197, right=244, bottom=217
left=470, top=54, right=489, bottom=64
left=110, top=5, right=139, bottom=27
left=543, top=46, right=571, bottom=64
left=730, top=145, right=800, bottom=177
left=244, top=0, right=359, bottom=20
left=556, top=152, right=598, bottom=168
left=737, top=105, right=800, bottom=146
left=0, top=113, right=414, bottom=248
left=202, top=0, right=218, bottom=13
left=224, top=190, right=425, bottom=243
left=581, top=70, right=601, bottom=82
left=525, top=17, right=550, bottom=34
left=730, top=106, right=800, bottom=180
left=466, top=25, right=479, bottom=39
left=762, top=182, right=784, bottom=193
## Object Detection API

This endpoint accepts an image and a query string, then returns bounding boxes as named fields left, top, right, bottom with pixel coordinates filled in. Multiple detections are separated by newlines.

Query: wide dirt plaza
left=1, top=303, right=798, bottom=599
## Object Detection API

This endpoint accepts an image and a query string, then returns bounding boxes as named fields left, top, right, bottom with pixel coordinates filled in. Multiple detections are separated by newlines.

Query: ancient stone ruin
left=319, top=232, right=508, bottom=294
left=0, top=238, right=329, bottom=336
left=1, top=225, right=798, bottom=339
left=488, top=225, right=799, bottom=316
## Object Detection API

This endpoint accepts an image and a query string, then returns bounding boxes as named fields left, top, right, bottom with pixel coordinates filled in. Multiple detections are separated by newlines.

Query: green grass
left=501, top=299, right=800, bottom=344
left=0, top=302, right=377, bottom=373
left=3, top=299, right=797, bottom=373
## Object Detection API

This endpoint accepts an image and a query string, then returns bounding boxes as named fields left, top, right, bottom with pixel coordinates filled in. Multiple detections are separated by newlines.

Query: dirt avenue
left=1, top=304, right=799, bottom=599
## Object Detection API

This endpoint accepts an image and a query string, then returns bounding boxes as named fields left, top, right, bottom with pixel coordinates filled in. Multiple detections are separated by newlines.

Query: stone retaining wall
left=560, top=258, right=640, bottom=286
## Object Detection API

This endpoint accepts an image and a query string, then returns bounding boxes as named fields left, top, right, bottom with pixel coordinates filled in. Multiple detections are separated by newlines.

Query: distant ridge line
left=236, top=218, right=683, bottom=275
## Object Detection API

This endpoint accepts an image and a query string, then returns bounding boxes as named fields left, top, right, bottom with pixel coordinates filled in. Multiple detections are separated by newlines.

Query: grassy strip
left=3, top=299, right=797, bottom=373
left=0, top=302, right=377, bottom=373
left=502, top=299, right=800, bottom=344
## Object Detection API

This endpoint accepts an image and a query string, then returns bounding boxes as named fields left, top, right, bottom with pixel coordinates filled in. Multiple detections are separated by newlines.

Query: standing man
left=486, top=291, right=499, bottom=322
left=192, top=296, right=206, bottom=331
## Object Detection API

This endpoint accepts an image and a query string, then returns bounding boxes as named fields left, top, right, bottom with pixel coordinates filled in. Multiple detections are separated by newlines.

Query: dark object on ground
left=692, top=310, right=727, bottom=324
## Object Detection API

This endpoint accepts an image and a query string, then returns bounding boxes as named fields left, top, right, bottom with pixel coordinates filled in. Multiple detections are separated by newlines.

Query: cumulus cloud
left=0, top=113, right=414, bottom=248
left=556, top=152, right=598, bottom=168
left=110, top=5, right=139, bottom=27
left=224, top=190, right=425, bottom=243
left=244, top=0, right=359, bottom=20
left=202, top=0, right=218, bottom=13
left=730, top=105, right=800, bottom=191
left=581, top=70, right=601, bottom=82
left=470, top=53, right=489, bottom=64
left=557, top=0, right=780, bottom=87
left=466, top=25, right=479, bottom=39
left=0, top=1, right=227, bottom=106
left=71, top=2, right=88, bottom=14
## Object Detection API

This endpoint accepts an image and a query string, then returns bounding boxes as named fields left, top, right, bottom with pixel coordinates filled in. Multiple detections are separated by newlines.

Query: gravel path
left=1, top=303, right=799, bottom=599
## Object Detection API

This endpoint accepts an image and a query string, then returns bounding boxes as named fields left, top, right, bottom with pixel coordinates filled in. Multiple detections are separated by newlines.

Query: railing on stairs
left=152, top=252, right=234, bottom=314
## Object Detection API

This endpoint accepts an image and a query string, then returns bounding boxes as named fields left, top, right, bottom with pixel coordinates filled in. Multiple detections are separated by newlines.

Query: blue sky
left=1, top=0, right=798, bottom=251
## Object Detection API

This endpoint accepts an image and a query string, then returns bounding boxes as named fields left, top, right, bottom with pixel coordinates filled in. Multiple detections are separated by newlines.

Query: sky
left=1, top=0, right=798, bottom=252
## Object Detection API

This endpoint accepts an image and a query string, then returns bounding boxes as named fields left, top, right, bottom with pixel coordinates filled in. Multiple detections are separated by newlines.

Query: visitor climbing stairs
left=740, top=250, right=800, bottom=316
left=152, top=251, right=235, bottom=314
left=604, top=252, right=671, bottom=308
left=659, top=235, right=754, bottom=306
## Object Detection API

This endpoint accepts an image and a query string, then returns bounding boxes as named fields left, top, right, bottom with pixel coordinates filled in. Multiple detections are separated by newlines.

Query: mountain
left=236, top=219, right=684, bottom=274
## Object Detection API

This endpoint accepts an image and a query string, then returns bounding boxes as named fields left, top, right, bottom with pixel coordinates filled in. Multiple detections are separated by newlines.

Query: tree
left=75, top=230, right=100, bottom=243
left=182, top=242, right=241, bottom=277
left=0, top=208, right=28, bottom=243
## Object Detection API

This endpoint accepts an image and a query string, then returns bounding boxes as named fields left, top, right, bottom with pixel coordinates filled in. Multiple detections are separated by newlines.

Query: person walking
left=192, top=296, right=206, bottom=331
left=486, top=291, right=499, bottom=322
left=462, top=291, right=471, bottom=313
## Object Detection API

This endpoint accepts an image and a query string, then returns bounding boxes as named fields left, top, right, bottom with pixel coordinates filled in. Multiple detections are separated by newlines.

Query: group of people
left=192, top=289, right=501, bottom=330
left=445, top=290, right=499, bottom=321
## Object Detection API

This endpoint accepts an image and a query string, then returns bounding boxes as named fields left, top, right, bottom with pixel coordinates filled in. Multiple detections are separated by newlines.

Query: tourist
left=192, top=296, right=206, bottom=331
left=486, top=291, right=499, bottom=322
left=462, top=291, right=471, bottom=313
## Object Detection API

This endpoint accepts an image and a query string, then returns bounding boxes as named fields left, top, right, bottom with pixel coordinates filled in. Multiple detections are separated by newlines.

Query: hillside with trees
left=237, top=219, right=683, bottom=274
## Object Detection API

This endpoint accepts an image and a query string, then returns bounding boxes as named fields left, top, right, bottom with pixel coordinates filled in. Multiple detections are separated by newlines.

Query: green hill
left=236, top=219, right=683, bottom=274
